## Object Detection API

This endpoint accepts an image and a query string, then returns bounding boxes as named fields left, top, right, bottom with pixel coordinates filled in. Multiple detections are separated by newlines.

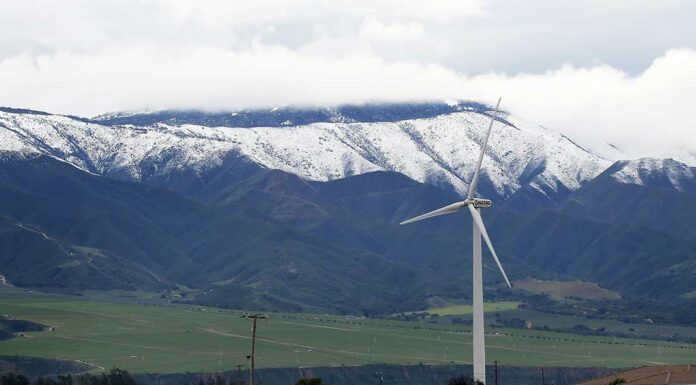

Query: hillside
left=0, top=102, right=610, bottom=201
left=0, top=153, right=452, bottom=313
left=0, top=104, right=695, bottom=315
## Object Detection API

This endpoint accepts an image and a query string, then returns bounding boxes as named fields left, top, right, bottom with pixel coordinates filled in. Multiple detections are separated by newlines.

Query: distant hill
left=0, top=103, right=695, bottom=315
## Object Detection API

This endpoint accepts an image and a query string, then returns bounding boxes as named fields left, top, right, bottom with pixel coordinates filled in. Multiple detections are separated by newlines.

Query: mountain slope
left=1, top=151, right=696, bottom=311
left=561, top=158, right=696, bottom=242
left=0, top=153, right=449, bottom=313
left=0, top=152, right=200, bottom=289
left=0, top=215, right=169, bottom=291
left=202, top=165, right=696, bottom=305
left=0, top=103, right=610, bottom=201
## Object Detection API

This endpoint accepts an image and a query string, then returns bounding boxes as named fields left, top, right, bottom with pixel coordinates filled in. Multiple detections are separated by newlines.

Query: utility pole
left=494, top=360, right=499, bottom=385
left=541, top=368, right=545, bottom=385
left=243, top=314, right=267, bottom=385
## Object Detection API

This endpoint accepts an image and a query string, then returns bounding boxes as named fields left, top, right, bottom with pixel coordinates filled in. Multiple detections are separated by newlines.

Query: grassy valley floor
left=0, top=286, right=694, bottom=373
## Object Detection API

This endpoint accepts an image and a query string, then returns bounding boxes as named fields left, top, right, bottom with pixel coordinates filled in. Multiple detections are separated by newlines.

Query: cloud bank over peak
left=0, top=0, right=695, bottom=163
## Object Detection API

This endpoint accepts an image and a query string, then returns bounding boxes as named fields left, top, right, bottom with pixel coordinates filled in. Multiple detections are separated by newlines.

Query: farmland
left=0, top=287, right=695, bottom=374
left=422, top=302, right=521, bottom=316
left=512, top=279, right=622, bottom=302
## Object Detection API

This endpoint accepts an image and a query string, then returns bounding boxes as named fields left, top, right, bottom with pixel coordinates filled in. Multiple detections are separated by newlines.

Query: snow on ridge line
left=0, top=109, right=611, bottom=198
left=610, top=158, right=696, bottom=190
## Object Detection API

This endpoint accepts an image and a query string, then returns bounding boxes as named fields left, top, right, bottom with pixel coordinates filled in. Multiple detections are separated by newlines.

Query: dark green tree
left=0, top=373, right=30, bottom=385
left=106, top=368, right=135, bottom=385
left=56, top=375, right=73, bottom=385
left=34, top=378, right=56, bottom=385
left=90, top=373, right=109, bottom=385
left=446, top=375, right=483, bottom=385
left=295, top=378, right=326, bottom=385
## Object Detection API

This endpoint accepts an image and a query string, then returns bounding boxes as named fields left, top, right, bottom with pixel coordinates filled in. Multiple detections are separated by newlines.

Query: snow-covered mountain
left=0, top=103, right=612, bottom=199
left=608, top=158, right=696, bottom=192
left=3, top=104, right=696, bottom=313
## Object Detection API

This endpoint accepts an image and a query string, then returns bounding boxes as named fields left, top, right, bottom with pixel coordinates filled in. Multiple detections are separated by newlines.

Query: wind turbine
left=400, top=97, right=511, bottom=385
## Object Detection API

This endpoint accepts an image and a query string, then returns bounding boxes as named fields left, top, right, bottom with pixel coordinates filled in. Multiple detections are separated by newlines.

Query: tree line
left=2, top=369, right=481, bottom=385
left=0, top=368, right=134, bottom=385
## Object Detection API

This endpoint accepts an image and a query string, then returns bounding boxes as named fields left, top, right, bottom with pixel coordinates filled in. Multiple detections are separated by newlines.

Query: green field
left=422, top=302, right=521, bottom=316
left=513, top=279, right=621, bottom=301
left=1, top=287, right=695, bottom=373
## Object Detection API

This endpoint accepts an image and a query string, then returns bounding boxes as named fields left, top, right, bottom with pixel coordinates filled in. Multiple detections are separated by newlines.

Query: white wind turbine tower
left=400, top=97, right=512, bottom=385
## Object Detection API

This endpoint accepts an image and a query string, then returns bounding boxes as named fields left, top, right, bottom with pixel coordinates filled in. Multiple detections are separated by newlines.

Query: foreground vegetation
left=0, top=287, right=695, bottom=374
left=0, top=369, right=135, bottom=385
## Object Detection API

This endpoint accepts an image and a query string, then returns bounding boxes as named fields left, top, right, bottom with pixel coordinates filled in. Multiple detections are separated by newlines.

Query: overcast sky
left=1, top=0, right=695, bottom=162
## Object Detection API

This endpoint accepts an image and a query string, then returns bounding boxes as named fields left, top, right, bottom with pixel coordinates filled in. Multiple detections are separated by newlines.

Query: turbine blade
left=467, top=97, right=501, bottom=200
left=467, top=205, right=512, bottom=288
left=400, top=201, right=467, bottom=225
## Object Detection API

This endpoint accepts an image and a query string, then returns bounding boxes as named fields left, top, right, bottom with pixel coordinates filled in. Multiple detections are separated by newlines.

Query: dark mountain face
left=559, top=160, right=696, bottom=243
left=203, top=163, right=696, bottom=306
left=0, top=153, right=200, bottom=290
left=546, top=160, right=696, bottom=301
left=0, top=154, right=460, bottom=314
left=1, top=152, right=695, bottom=314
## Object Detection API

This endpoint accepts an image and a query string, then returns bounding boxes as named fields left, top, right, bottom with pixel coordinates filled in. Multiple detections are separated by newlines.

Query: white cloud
left=0, top=0, right=695, bottom=163
left=463, top=49, right=696, bottom=163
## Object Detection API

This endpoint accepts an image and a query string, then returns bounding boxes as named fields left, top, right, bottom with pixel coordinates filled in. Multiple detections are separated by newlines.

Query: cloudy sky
left=1, top=0, right=695, bottom=162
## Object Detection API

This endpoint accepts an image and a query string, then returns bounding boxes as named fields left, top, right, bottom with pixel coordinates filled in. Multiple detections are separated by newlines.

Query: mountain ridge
left=88, top=101, right=495, bottom=127
left=0, top=103, right=611, bottom=201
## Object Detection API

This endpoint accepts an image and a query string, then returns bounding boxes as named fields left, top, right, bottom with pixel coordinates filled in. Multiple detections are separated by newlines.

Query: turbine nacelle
left=398, top=198, right=492, bottom=225
left=470, top=198, right=492, bottom=208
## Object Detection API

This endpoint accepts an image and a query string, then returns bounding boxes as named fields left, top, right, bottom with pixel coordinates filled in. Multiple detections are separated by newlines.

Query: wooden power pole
left=243, top=314, right=267, bottom=385
left=494, top=360, right=499, bottom=385
left=541, top=367, right=545, bottom=385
